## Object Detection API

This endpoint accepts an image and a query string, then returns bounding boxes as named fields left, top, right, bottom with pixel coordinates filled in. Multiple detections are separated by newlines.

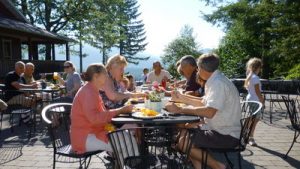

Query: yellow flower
left=104, top=123, right=116, bottom=132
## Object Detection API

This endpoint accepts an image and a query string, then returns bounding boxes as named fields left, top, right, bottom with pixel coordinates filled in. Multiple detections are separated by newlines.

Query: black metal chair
left=0, top=91, right=35, bottom=138
left=108, top=126, right=195, bottom=169
left=41, top=103, right=103, bottom=169
left=282, top=96, right=300, bottom=159
left=199, top=101, right=263, bottom=169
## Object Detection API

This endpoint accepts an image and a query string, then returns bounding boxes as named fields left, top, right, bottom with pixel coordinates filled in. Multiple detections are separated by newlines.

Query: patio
left=0, top=101, right=299, bottom=169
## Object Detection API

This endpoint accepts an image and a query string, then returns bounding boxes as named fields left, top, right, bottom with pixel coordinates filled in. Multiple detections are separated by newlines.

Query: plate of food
left=132, top=108, right=163, bottom=119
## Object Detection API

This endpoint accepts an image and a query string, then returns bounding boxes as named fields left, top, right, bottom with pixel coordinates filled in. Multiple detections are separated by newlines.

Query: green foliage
left=202, top=0, right=300, bottom=79
left=161, top=25, right=202, bottom=79
left=286, top=64, right=300, bottom=80
left=118, top=0, right=148, bottom=64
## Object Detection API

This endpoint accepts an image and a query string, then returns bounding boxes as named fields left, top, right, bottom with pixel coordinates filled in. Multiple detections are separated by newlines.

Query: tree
left=86, top=0, right=123, bottom=64
left=12, top=0, right=91, bottom=60
left=201, top=0, right=300, bottom=79
left=161, top=25, right=202, bottom=78
left=118, top=0, right=148, bottom=64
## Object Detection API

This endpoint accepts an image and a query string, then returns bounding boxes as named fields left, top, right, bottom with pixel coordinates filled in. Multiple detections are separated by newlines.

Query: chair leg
left=84, top=156, right=92, bottom=169
left=201, top=150, right=208, bottom=169
left=0, top=113, right=3, bottom=135
left=270, top=101, right=273, bottom=124
left=238, top=152, right=242, bottom=169
left=284, top=130, right=299, bottom=159
left=53, top=153, right=56, bottom=169
left=10, top=114, right=14, bottom=133
left=224, top=153, right=234, bottom=169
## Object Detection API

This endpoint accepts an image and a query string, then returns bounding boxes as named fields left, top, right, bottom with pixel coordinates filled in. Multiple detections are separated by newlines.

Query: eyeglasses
left=64, top=65, right=71, bottom=68
left=197, top=68, right=207, bottom=84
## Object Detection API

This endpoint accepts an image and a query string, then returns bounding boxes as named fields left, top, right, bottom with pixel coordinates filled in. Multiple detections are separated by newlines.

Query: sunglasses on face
left=64, top=65, right=71, bottom=68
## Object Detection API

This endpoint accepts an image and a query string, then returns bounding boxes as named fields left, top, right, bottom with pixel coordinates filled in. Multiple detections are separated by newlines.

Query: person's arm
left=67, top=74, right=82, bottom=96
left=165, top=102, right=217, bottom=119
left=171, top=91, right=204, bottom=107
left=101, top=77, right=131, bottom=101
left=11, top=81, right=37, bottom=89
left=254, top=84, right=264, bottom=105
left=57, top=75, right=66, bottom=85
left=82, top=92, right=133, bottom=125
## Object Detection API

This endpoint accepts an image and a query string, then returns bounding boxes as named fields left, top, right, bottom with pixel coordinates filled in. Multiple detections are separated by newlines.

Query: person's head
left=246, top=57, right=262, bottom=75
left=244, top=57, right=263, bottom=88
left=106, top=55, right=128, bottom=81
left=25, top=62, right=35, bottom=76
left=143, top=68, right=149, bottom=75
left=64, top=61, right=75, bottom=73
left=122, top=77, right=130, bottom=89
left=126, top=74, right=134, bottom=83
left=176, top=60, right=184, bottom=76
left=197, top=53, right=220, bottom=81
left=179, top=55, right=197, bottom=79
left=85, top=63, right=108, bottom=88
left=153, top=61, right=163, bottom=73
left=15, top=61, right=25, bottom=75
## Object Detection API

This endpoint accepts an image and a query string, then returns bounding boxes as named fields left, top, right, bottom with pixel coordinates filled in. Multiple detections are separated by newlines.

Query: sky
left=138, top=0, right=225, bottom=56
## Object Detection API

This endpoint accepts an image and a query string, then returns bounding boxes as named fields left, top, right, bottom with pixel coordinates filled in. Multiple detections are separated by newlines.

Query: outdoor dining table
left=112, top=100, right=201, bottom=156
left=19, top=86, right=65, bottom=102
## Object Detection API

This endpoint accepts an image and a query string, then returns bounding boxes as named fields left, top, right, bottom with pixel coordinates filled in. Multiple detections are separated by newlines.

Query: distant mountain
left=201, top=48, right=214, bottom=53
left=55, top=44, right=160, bottom=80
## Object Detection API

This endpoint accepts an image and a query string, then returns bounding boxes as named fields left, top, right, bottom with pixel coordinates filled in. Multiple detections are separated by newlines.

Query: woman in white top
left=244, top=57, right=264, bottom=146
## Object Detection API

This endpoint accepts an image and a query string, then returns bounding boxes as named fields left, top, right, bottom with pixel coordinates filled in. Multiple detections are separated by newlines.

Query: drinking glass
left=53, top=72, right=58, bottom=80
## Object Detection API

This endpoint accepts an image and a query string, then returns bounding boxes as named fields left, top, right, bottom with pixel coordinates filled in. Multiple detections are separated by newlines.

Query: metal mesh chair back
left=240, top=101, right=262, bottom=150
left=108, top=126, right=195, bottom=169
left=282, top=96, right=300, bottom=130
left=41, top=103, right=72, bottom=152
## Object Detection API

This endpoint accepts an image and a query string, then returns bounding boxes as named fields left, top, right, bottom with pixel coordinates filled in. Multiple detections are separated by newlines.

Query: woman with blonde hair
left=244, top=57, right=264, bottom=146
left=100, top=54, right=144, bottom=109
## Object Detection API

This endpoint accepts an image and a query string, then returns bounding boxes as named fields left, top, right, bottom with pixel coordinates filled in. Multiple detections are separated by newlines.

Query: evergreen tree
left=202, top=0, right=300, bottom=79
left=161, top=25, right=202, bottom=78
left=118, top=0, right=148, bottom=64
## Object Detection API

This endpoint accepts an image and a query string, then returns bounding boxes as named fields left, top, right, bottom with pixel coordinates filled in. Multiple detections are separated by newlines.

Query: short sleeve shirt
left=147, top=70, right=171, bottom=83
left=202, top=70, right=241, bottom=139
left=4, top=71, right=25, bottom=101
left=66, top=72, right=82, bottom=97
left=246, top=74, right=261, bottom=102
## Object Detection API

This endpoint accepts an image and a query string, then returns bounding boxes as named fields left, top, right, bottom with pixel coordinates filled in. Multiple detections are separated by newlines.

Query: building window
left=3, top=39, right=12, bottom=59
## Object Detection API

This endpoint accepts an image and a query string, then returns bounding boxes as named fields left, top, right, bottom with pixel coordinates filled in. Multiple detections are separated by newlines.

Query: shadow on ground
left=256, top=145, right=300, bottom=169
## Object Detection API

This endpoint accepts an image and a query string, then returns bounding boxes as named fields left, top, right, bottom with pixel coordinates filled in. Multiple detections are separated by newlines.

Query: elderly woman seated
left=100, top=55, right=145, bottom=109
left=71, top=63, right=133, bottom=153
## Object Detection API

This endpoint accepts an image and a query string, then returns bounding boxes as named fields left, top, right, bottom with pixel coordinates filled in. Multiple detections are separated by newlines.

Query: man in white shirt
left=166, top=53, right=241, bottom=169
left=146, top=61, right=171, bottom=84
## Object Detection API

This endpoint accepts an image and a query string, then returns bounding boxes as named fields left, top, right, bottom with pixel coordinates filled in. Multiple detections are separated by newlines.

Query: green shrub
left=286, top=64, right=300, bottom=80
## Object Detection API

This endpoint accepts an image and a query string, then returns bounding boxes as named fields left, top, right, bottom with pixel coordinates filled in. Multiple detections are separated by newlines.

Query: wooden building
left=0, top=0, right=73, bottom=80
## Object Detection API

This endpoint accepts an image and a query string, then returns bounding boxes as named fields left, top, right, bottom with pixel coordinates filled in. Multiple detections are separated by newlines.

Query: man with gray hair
left=23, top=62, right=36, bottom=84
left=177, top=55, right=203, bottom=96
left=4, top=61, right=37, bottom=125
left=166, top=53, right=241, bottom=169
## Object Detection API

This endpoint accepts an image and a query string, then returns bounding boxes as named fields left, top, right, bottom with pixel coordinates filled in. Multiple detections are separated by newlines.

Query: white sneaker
left=248, top=138, right=257, bottom=146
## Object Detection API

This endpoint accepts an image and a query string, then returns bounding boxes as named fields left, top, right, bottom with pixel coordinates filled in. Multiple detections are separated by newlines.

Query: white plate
left=132, top=112, right=163, bottom=119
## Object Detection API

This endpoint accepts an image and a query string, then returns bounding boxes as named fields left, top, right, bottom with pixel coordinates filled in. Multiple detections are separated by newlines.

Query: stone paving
left=0, top=102, right=300, bottom=169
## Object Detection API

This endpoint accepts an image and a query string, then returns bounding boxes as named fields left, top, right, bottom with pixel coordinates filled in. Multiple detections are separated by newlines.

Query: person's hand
left=120, top=104, right=134, bottom=114
left=170, top=91, right=181, bottom=102
left=32, top=83, right=38, bottom=89
left=133, top=92, right=146, bottom=98
left=165, top=102, right=181, bottom=114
